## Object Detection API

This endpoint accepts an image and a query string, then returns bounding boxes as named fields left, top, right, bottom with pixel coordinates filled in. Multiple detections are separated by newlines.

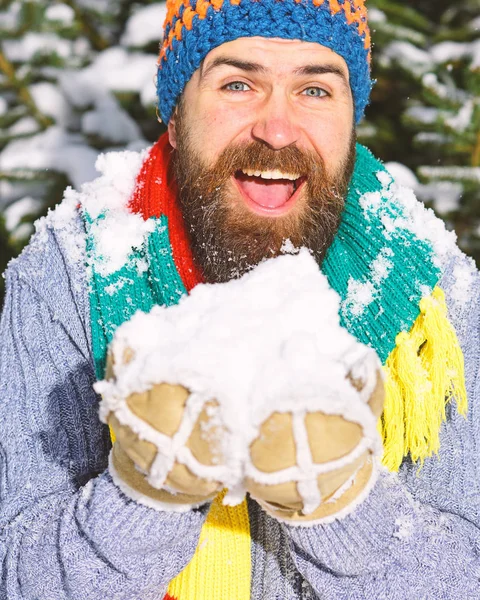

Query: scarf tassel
left=381, top=287, right=468, bottom=472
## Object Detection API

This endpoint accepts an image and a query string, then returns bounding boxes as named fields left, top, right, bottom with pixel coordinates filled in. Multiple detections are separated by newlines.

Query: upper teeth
left=241, top=169, right=299, bottom=180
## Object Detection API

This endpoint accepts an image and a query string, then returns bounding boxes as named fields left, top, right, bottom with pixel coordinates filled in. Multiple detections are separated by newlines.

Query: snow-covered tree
left=362, top=0, right=480, bottom=264
left=0, top=0, right=166, bottom=301
left=1, top=0, right=479, bottom=305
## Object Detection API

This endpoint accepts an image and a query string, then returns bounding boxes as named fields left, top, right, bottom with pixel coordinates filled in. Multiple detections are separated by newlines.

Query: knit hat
left=156, top=0, right=372, bottom=125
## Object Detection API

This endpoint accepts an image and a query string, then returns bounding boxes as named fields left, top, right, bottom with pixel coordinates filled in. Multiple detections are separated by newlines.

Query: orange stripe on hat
left=160, top=0, right=371, bottom=62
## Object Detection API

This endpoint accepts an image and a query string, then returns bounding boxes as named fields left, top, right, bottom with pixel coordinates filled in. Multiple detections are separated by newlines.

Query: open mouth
left=233, top=169, right=307, bottom=216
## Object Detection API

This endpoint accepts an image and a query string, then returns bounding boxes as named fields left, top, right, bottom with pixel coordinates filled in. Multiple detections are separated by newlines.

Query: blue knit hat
left=157, top=0, right=372, bottom=125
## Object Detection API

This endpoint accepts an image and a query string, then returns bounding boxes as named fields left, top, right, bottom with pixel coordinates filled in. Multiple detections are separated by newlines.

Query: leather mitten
left=105, top=352, right=225, bottom=511
left=245, top=369, right=384, bottom=524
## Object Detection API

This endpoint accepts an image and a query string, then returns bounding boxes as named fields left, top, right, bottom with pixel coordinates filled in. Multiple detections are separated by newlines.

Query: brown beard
left=173, top=112, right=356, bottom=283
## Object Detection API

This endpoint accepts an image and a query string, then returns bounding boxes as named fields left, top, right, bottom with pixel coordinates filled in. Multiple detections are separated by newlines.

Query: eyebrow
left=201, top=57, right=349, bottom=87
left=201, top=57, right=268, bottom=79
left=293, top=64, right=349, bottom=87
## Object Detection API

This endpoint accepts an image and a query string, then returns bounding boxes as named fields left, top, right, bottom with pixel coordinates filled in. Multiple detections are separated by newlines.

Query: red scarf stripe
left=130, top=135, right=204, bottom=599
left=129, top=133, right=203, bottom=291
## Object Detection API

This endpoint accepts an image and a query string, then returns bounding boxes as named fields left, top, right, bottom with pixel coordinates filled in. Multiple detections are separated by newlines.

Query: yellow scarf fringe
left=381, top=286, right=468, bottom=472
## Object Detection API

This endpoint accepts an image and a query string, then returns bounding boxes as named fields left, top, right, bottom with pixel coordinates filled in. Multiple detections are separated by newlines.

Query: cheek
left=306, top=118, right=353, bottom=170
left=195, top=103, right=252, bottom=161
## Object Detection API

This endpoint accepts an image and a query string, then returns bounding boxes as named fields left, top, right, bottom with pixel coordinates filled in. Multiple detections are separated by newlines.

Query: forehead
left=202, top=37, right=350, bottom=78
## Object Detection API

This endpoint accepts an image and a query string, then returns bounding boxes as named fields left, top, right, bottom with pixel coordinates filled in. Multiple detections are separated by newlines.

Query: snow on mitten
left=244, top=354, right=384, bottom=525
left=96, top=251, right=386, bottom=514
left=101, top=351, right=225, bottom=512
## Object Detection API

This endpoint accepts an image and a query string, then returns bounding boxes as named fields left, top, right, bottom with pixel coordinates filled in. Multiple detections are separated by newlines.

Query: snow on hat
left=156, top=0, right=372, bottom=125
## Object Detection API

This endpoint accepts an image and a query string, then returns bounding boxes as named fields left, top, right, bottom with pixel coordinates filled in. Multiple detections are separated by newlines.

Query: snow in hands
left=97, top=250, right=383, bottom=512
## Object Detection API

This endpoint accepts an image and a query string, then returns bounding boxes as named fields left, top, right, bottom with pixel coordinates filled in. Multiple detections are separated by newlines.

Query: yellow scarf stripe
left=107, top=422, right=251, bottom=598
left=167, top=491, right=251, bottom=600
left=381, top=286, right=468, bottom=472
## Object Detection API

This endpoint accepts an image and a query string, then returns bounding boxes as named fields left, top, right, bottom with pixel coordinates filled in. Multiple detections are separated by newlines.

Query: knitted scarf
left=83, top=133, right=467, bottom=600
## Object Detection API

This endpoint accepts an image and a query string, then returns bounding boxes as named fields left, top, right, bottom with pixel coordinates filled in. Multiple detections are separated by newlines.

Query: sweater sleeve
left=0, top=221, right=208, bottom=600
left=281, top=254, right=480, bottom=599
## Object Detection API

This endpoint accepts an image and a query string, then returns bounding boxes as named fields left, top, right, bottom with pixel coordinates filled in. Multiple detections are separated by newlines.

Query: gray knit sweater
left=2, top=201, right=480, bottom=599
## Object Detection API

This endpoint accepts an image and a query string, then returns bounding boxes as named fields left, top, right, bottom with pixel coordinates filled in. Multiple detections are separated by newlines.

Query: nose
left=251, top=92, right=300, bottom=150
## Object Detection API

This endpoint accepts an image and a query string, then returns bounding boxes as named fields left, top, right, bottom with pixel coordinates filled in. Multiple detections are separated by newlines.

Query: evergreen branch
left=0, top=169, right=53, bottom=182
left=0, top=46, right=53, bottom=129
left=60, top=0, right=109, bottom=52
left=16, top=2, right=39, bottom=37
left=473, top=131, right=480, bottom=168
left=370, top=0, right=432, bottom=33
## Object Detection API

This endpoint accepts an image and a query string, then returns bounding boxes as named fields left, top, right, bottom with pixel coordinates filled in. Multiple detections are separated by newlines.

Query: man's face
left=168, top=37, right=356, bottom=282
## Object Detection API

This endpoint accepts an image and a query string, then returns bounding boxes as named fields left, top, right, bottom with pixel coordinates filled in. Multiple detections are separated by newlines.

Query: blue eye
left=225, top=82, right=251, bottom=92
left=303, top=87, right=328, bottom=98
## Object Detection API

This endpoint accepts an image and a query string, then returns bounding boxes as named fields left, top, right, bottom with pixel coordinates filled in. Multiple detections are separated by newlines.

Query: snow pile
left=451, top=261, right=476, bottom=308
left=382, top=38, right=480, bottom=75
left=381, top=41, right=434, bottom=77
left=31, top=146, right=151, bottom=277
left=59, top=47, right=158, bottom=110
left=386, top=162, right=420, bottom=191
left=405, top=106, right=440, bottom=125
left=0, top=2, right=21, bottom=30
left=0, top=96, right=7, bottom=116
left=419, top=166, right=480, bottom=184
left=29, top=82, right=77, bottom=129
left=82, top=95, right=143, bottom=144
left=0, top=126, right=98, bottom=189
left=421, top=73, right=467, bottom=104
left=420, top=182, right=463, bottom=216
left=431, top=39, right=480, bottom=70
left=45, top=4, right=75, bottom=25
left=98, top=250, right=382, bottom=510
left=342, top=247, right=394, bottom=319
left=368, top=8, right=387, bottom=23
left=3, top=196, right=42, bottom=232
left=386, top=162, right=463, bottom=216
left=7, top=116, right=39, bottom=137
left=342, top=167, right=462, bottom=317
left=360, top=170, right=459, bottom=268
left=445, top=99, right=475, bottom=132
left=3, top=32, right=80, bottom=62
left=406, top=98, right=475, bottom=137
left=121, top=3, right=168, bottom=48
left=77, top=147, right=154, bottom=276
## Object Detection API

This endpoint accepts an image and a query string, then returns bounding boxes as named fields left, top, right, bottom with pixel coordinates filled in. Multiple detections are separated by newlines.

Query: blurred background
left=0, top=0, right=479, bottom=306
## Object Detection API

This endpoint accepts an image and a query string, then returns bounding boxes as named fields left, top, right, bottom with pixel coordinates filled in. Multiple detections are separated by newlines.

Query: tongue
left=238, top=177, right=294, bottom=209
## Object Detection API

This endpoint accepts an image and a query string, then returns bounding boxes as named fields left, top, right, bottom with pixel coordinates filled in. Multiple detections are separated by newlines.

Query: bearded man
left=2, top=1, right=480, bottom=599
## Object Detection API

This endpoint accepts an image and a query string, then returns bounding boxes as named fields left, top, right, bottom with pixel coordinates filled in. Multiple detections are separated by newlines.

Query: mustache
left=181, top=141, right=325, bottom=194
